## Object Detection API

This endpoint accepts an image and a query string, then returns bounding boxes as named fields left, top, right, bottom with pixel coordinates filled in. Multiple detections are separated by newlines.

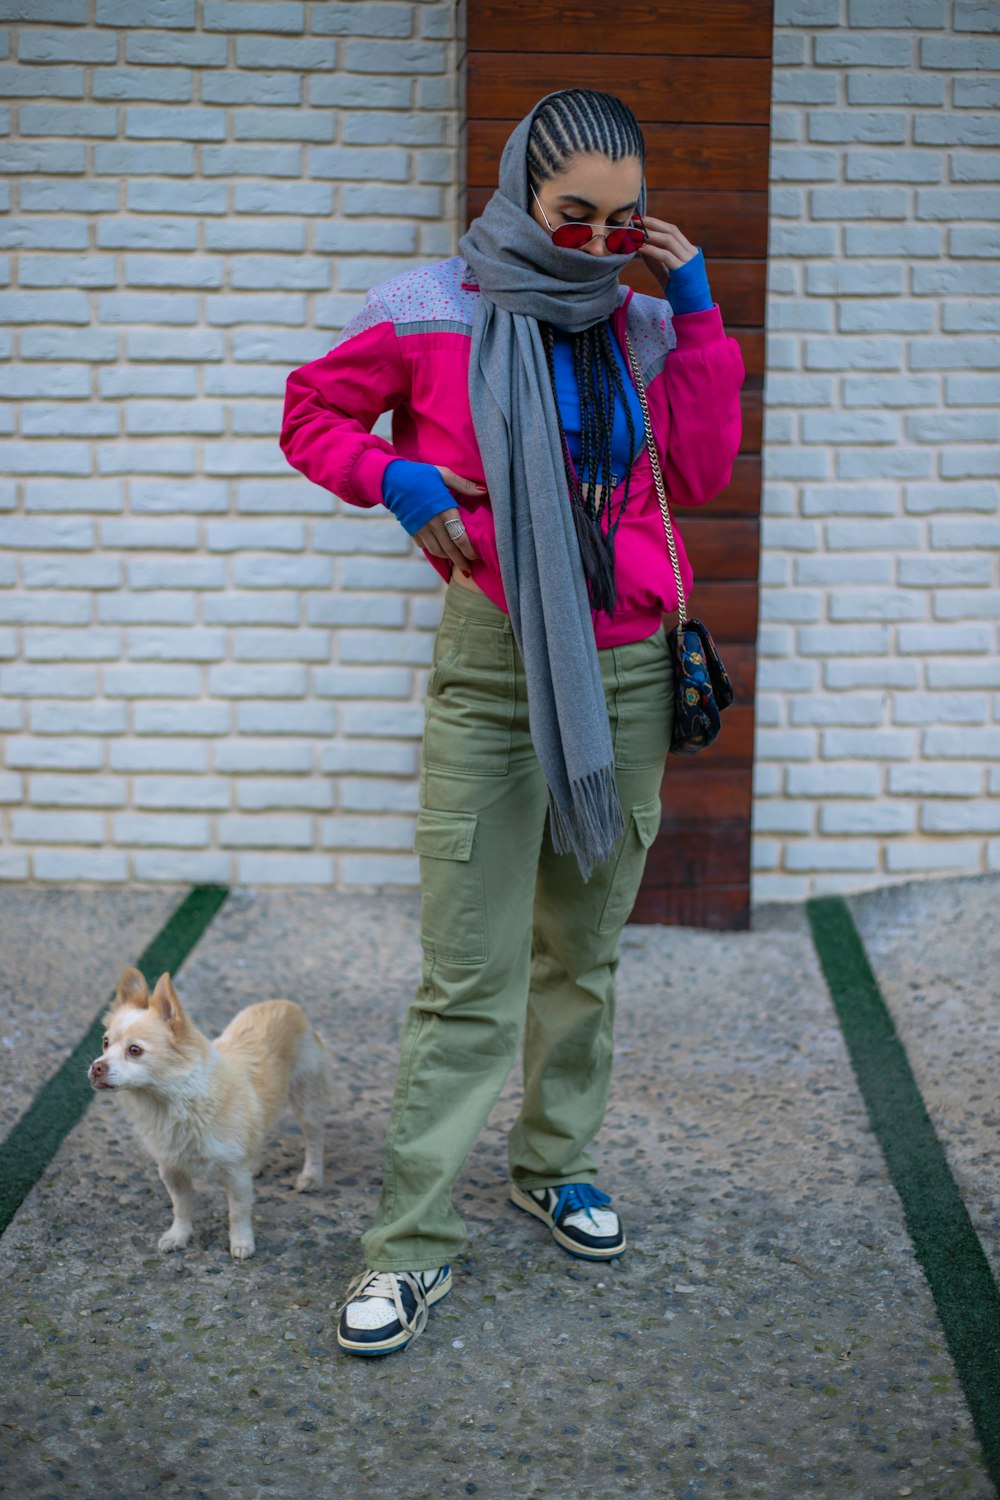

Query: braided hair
left=528, top=89, right=646, bottom=617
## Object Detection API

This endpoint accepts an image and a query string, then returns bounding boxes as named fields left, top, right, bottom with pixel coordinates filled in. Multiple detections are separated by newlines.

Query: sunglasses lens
left=606, top=226, right=646, bottom=254
left=551, top=223, right=594, bottom=249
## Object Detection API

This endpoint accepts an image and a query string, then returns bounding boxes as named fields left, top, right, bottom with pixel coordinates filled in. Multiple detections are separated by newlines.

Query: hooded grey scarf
left=457, top=93, right=648, bottom=881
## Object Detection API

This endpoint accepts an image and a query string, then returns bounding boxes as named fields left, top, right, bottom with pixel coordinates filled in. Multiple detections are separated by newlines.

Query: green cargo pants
left=361, top=574, right=674, bottom=1271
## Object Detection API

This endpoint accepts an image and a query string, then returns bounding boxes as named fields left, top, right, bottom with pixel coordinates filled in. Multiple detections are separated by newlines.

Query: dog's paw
left=295, top=1166, right=322, bottom=1193
left=158, top=1226, right=191, bottom=1253
left=229, top=1238, right=255, bottom=1262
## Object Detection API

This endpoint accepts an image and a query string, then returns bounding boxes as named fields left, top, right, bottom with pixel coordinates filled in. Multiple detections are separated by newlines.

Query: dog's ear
left=111, top=967, right=149, bottom=1012
left=149, top=972, right=187, bottom=1030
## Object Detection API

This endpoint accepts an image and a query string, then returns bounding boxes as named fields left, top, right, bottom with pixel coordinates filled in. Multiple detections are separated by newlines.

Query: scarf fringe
left=548, top=765, right=626, bottom=882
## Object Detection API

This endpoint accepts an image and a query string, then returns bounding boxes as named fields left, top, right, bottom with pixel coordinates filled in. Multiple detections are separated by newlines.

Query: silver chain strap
left=624, top=327, right=688, bottom=633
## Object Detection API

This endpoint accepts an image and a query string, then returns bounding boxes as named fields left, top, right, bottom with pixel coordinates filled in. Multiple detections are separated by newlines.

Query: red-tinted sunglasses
left=531, top=184, right=648, bottom=255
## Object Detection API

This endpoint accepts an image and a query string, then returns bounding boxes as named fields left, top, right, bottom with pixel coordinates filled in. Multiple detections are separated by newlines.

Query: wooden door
left=463, top=1, right=772, bottom=930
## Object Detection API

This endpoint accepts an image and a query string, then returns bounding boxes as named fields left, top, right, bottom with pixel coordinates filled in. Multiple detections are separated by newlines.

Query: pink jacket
left=280, top=255, right=746, bottom=648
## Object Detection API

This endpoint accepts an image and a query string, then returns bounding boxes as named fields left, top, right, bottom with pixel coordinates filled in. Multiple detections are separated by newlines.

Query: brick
left=218, top=814, right=313, bottom=847
left=95, top=0, right=196, bottom=24
left=934, top=590, right=1000, bottom=621
left=127, top=328, right=224, bottom=360
left=30, top=702, right=125, bottom=734
left=98, top=289, right=197, bottom=322
left=236, top=852, right=334, bottom=882
left=0, top=220, right=90, bottom=252
left=10, top=809, right=105, bottom=842
left=0, top=141, right=85, bottom=172
left=892, top=692, right=989, bottom=725
left=819, top=801, right=917, bottom=836
left=20, top=104, right=118, bottom=136
left=238, top=703, right=335, bottom=735
left=929, top=663, right=1000, bottom=690
left=917, top=188, right=1000, bottom=223
left=128, top=182, right=227, bottom=215
left=790, top=696, right=885, bottom=727
left=841, top=376, right=937, bottom=408
left=786, top=764, right=882, bottom=797
left=953, top=76, right=1000, bottom=107
left=829, top=590, right=925, bottom=622
left=923, top=726, right=1000, bottom=758
left=784, top=840, right=879, bottom=872
left=339, top=853, right=418, bottom=886
left=236, top=778, right=332, bottom=809
left=234, top=36, right=335, bottom=68
left=897, top=623, right=991, bottom=654
left=808, top=256, right=911, bottom=296
left=126, top=32, right=228, bottom=64
left=885, top=839, right=982, bottom=873
left=338, top=777, right=419, bottom=813
left=847, top=74, right=945, bottom=108
left=807, top=113, right=907, bottom=147
left=125, top=106, right=224, bottom=139
left=803, top=335, right=904, bottom=372
left=133, top=850, right=231, bottom=881
left=848, top=0, right=944, bottom=22
left=34, top=850, right=128, bottom=881
left=769, top=148, right=843, bottom=184
left=216, top=744, right=313, bottom=773
left=94, top=144, right=196, bottom=176
left=0, top=440, right=91, bottom=475
left=133, top=776, right=229, bottom=810
left=133, top=703, right=230, bottom=735
left=113, top=813, right=210, bottom=845
left=801, top=486, right=899, bottom=516
left=899, top=557, right=994, bottom=591
left=203, top=146, right=303, bottom=179
left=845, top=148, right=942, bottom=183
left=321, top=816, right=415, bottom=850
left=840, top=303, right=937, bottom=336
left=232, top=630, right=328, bottom=661
left=28, top=773, right=125, bottom=806
left=920, top=803, right=1000, bottom=835
left=94, top=69, right=193, bottom=102
left=798, top=625, right=890, bottom=656
left=917, top=114, right=1000, bottom=147
left=206, top=220, right=305, bottom=250
left=309, top=74, right=411, bottom=109
left=104, top=665, right=201, bottom=697
left=203, top=1, right=305, bottom=31
left=314, top=3, right=413, bottom=36
left=233, top=109, right=334, bottom=143
left=204, top=72, right=302, bottom=105
left=229, top=257, right=328, bottom=292
left=843, top=226, right=942, bottom=260
left=232, top=183, right=329, bottom=216
left=888, top=764, right=983, bottom=796
left=0, top=64, right=83, bottom=96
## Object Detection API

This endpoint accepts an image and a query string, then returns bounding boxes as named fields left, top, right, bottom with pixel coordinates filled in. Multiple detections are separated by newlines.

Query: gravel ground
left=1, top=876, right=996, bottom=1500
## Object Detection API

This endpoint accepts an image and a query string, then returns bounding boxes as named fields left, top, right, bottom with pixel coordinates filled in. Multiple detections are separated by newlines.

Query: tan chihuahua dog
left=88, top=967, right=331, bottom=1261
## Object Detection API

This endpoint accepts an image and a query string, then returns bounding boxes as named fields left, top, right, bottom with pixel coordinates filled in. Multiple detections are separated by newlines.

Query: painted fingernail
left=462, top=570, right=472, bottom=578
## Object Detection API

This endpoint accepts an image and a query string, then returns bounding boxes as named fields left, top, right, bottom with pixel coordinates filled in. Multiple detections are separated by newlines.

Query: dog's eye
left=102, top=1036, right=109, bottom=1050
left=128, top=1044, right=143, bottom=1057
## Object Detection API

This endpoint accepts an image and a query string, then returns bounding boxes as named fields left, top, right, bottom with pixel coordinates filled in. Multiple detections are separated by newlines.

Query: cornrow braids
left=540, top=319, right=638, bottom=619
left=529, top=90, right=645, bottom=618
left=527, top=88, right=646, bottom=189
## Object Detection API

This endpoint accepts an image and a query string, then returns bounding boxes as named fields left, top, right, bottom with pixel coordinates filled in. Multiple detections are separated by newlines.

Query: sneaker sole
left=509, top=1185, right=627, bottom=1261
left=336, top=1270, right=453, bottom=1356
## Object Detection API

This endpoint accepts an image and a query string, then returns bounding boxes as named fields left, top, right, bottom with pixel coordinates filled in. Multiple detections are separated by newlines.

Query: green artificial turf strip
left=0, top=884, right=230, bottom=1237
left=806, top=894, right=1000, bottom=1491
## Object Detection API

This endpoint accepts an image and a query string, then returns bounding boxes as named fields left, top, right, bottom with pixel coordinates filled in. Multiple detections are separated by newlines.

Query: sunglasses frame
left=530, top=184, right=649, bottom=256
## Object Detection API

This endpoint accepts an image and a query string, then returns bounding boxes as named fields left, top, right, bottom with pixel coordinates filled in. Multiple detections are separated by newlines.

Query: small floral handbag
left=625, top=330, right=735, bottom=755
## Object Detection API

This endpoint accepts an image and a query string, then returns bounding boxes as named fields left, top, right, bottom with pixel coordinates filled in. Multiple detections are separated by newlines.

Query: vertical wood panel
left=464, top=2, right=775, bottom=929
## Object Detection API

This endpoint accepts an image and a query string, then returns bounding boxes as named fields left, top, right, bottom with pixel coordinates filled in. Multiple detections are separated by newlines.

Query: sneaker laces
left=551, top=1183, right=612, bottom=1227
left=340, top=1268, right=432, bottom=1337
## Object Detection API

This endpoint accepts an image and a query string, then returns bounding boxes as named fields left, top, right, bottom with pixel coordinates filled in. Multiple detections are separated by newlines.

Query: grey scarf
left=458, top=95, right=648, bottom=880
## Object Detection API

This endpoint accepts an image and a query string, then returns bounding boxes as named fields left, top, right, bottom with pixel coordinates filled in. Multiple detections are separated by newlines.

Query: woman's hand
left=412, top=466, right=484, bottom=576
left=636, top=216, right=701, bottom=294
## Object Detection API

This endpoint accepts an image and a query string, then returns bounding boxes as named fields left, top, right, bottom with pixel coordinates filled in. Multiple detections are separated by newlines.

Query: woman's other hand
left=636, top=216, right=701, bottom=294
left=413, top=466, right=484, bottom=575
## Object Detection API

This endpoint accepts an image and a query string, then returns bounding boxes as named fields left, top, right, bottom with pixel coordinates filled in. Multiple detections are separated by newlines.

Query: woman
left=280, top=88, right=745, bottom=1356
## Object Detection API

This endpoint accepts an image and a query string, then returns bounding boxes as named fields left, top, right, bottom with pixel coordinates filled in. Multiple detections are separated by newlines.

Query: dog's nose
left=90, top=1058, right=107, bottom=1083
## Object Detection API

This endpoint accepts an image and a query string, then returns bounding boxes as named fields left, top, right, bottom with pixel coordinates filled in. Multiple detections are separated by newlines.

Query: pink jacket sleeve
left=660, top=302, right=746, bottom=507
left=279, top=291, right=410, bottom=510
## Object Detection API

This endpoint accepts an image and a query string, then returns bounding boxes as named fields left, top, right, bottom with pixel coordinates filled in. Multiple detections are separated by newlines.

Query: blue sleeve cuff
left=381, top=458, right=456, bottom=536
left=665, top=247, right=713, bottom=316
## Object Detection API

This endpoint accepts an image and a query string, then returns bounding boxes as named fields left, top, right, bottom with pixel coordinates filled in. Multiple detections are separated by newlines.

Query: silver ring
left=443, top=518, right=467, bottom=539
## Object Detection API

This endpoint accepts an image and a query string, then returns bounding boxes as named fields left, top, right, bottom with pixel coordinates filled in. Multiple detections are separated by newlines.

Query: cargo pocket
left=413, top=807, right=487, bottom=965
left=596, top=793, right=662, bottom=934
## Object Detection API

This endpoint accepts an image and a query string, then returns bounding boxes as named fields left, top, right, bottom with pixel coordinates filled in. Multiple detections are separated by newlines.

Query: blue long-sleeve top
left=381, top=248, right=713, bottom=531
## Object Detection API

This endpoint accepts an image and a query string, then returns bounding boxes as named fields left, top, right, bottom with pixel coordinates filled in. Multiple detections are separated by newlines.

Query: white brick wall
left=755, top=0, right=1000, bottom=901
left=0, top=0, right=463, bottom=887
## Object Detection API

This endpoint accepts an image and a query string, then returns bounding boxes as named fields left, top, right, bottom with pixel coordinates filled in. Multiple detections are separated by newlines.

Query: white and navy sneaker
left=510, top=1182, right=626, bottom=1260
left=336, top=1265, right=452, bottom=1356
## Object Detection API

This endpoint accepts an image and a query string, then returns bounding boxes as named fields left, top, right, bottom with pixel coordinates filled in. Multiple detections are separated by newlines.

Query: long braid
left=527, top=89, right=646, bottom=617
